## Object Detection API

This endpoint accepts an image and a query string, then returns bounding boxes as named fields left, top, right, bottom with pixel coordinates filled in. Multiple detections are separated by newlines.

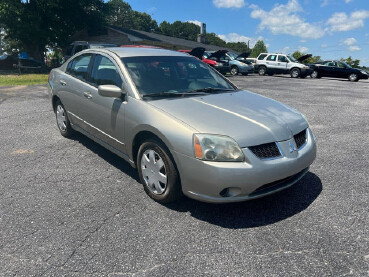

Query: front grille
left=294, top=129, right=307, bottom=149
left=249, top=142, right=281, bottom=159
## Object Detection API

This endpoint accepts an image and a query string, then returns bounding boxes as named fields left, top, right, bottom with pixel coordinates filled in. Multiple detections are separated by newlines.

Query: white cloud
left=321, top=0, right=330, bottom=7
left=300, top=39, right=307, bottom=43
left=327, top=10, right=369, bottom=32
left=343, top=37, right=357, bottom=45
left=298, top=46, right=309, bottom=53
left=187, top=20, right=202, bottom=27
left=250, top=0, right=325, bottom=39
left=349, top=45, right=360, bottom=51
left=217, top=33, right=263, bottom=47
left=213, top=0, right=245, bottom=8
left=277, top=46, right=291, bottom=54
left=345, top=0, right=353, bottom=3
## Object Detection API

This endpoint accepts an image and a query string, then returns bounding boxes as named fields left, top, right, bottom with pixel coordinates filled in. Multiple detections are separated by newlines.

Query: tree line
left=0, top=0, right=363, bottom=68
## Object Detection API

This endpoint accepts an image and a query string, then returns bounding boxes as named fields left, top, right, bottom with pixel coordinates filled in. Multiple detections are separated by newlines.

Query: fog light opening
left=219, top=187, right=241, bottom=198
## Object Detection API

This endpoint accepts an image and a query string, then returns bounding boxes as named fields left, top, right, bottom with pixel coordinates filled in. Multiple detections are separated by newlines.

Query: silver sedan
left=48, top=47, right=316, bottom=203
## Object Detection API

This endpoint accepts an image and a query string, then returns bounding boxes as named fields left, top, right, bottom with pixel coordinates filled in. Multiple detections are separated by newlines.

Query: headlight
left=360, top=70, right=368, bottom=75
left=194, top=134, right=245, bottom=162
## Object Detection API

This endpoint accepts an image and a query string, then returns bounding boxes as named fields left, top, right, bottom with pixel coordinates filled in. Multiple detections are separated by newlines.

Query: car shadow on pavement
left=165, top=172, right=322, bottom=229
left=71, top=134, right=140, bottom=182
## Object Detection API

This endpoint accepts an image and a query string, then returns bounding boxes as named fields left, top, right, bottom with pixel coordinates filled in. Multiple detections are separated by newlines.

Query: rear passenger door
left=59, top=53, right=94, bottom=123
left=80, top=54, right=127, bottom=152
left=265, top=54, right=278, bottom=72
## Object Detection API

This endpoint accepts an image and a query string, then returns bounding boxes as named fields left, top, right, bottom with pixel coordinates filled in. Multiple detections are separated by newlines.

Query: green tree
left=205, top=33, right=227, bottom=47
left=250, top=40, right=267, bottom=58
left=0, top=0, right=106, bottom=61
left=340, top=56, right=360, bottom=68
left=226, top=42, right=250, bottom=53
left=292, top=51, right=321, bottom=64
left=106, top=0, right=158, bottom=32
left=158, top=21, right=199, bottom=41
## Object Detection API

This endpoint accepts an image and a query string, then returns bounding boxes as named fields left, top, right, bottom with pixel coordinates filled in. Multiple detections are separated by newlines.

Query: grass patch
left=0, top=74, right=49, bottom=86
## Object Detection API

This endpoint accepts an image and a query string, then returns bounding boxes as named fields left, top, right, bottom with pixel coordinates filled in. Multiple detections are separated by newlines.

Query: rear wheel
left=55, top=100, right=74, bottom=138
left=230, top=66, right=239, bottom=76
left=258, top=66, right=267, bottom=76
left=348, top=73, right=358, bottom=82
left=290, top=68, right=300, bottom=78
left=137, top=139, right=182, bottom=203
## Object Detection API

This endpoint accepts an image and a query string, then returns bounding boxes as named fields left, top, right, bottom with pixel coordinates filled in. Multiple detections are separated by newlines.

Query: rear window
left=258, top=54, right=267, bottom=60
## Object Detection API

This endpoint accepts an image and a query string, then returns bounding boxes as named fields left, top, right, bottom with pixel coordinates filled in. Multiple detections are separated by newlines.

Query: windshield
left=341, top=61, right=352, bottom=68
left=287, top=55, right=297, bottom=62
left=122, top=56, right=235, bottom=98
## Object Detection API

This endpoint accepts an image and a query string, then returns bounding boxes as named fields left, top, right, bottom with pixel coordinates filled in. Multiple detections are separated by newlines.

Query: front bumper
left=173, top=128, right=317, bottom=203
left=300, top=68, right=313, bottom=76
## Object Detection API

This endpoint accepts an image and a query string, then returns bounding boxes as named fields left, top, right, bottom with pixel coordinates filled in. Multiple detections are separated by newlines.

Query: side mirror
left=98, top=85, right=123, bottom=98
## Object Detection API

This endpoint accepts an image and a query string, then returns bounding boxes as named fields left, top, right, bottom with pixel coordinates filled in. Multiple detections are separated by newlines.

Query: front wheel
left=55, top=100, right=74, bottom=138
left=137, top=139, right=182, bottom=203
left=348, top=73, right=358, bottom=82
left=290, top=68, right=300, bottom=78
left=230, top=66, right=239, bottom=76
left=311, top=70, right=319, bottom=78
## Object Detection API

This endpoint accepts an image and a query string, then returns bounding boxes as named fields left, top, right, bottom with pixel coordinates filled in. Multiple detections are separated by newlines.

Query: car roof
left=91, top=47, right=189, bottom=58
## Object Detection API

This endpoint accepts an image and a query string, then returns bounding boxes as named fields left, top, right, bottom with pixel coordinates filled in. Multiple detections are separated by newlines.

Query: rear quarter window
left=258, top=54, right=267, bottom=60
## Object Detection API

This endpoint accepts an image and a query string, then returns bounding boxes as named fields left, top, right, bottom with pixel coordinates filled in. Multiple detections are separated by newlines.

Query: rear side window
left=266, top=55, right=277, bottom=61
left=258, top=54, right=267, bottom=60
left=67, top=54, right=93, bottom=82
left=90, top=55, right=123, bottom=88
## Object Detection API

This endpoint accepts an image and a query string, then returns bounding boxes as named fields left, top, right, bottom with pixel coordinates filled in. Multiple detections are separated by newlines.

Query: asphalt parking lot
left=0, top=75, right=368, bottom=276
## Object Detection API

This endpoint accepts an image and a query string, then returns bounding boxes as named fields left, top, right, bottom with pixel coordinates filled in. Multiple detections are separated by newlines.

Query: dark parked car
left=310, top=60, right=368, bottom=82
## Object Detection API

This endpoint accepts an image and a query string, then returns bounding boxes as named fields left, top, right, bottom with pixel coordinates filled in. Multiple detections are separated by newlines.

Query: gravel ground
left=0, top=75, right=368, bottom=276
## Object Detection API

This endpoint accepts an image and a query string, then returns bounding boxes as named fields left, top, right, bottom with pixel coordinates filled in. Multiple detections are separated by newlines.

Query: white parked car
left=255, top=53, right=313, bottom=78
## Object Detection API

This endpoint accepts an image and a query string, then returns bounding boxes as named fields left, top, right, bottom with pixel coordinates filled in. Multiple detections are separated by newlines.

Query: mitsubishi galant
left=48, top=47, right=316, bottom=203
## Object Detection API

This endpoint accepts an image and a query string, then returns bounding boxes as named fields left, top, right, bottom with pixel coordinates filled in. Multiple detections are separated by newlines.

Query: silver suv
left=255, top=53, right=313, bottom=78
left=48, top=47, right=316, bottom=203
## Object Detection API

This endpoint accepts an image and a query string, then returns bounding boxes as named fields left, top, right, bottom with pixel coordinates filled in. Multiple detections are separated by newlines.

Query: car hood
left=189, top=47, right=205, bottom=60
left=208, top=50, right=228, bottom=59
left=148, top=90, right=308, bottom=147
left=236, top=51, right=251, bottom=59
left=297, top=54, right=312, bottom=62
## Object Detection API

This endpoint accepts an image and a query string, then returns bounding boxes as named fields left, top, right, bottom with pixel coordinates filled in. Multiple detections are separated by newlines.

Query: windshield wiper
left=185, top=87, right=236, bottom=94
left=142, top=91, right=209, bottom=99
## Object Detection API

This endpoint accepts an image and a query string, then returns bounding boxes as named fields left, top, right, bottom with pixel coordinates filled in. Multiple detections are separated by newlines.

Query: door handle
left=83, top=91, right=92, bottom=99
left=60, top=80, right=67, bottom=86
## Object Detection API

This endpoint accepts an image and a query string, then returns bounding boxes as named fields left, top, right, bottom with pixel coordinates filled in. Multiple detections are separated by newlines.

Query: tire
left=348, top=73, right=358, bottom=82
left=55, top=100, right=75, bottom=138
left=290, top=68, right=300, bottom=78
left=230, top=66, right=239, bottom=76
left=258, top=66, right=267, bottom=76
left=137, top=139, right=182, bottom=203
left=311, top=70, right=319, bottom=79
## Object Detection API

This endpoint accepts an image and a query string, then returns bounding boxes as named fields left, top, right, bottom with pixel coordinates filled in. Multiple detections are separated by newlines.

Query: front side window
left=278, top=55, right=288, bottom=62
left=67, top=54, right=93, bottom=82
left=122, top=56, right=235, bottom=98
left=90, top=55, right=123, bottom=88
left=266, top=55, right=277, bottom=61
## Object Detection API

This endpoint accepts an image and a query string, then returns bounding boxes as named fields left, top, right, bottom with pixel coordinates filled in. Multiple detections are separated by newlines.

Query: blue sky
left=124, top=0, right=369, bottom=66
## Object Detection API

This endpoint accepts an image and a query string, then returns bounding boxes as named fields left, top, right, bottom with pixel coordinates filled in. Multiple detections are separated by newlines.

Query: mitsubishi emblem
left=289, top=140, right=297, bottom=153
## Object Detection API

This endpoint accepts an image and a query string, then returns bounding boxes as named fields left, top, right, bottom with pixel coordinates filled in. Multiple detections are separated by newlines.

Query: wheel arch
left=51, top=95, right=61, bottom=112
